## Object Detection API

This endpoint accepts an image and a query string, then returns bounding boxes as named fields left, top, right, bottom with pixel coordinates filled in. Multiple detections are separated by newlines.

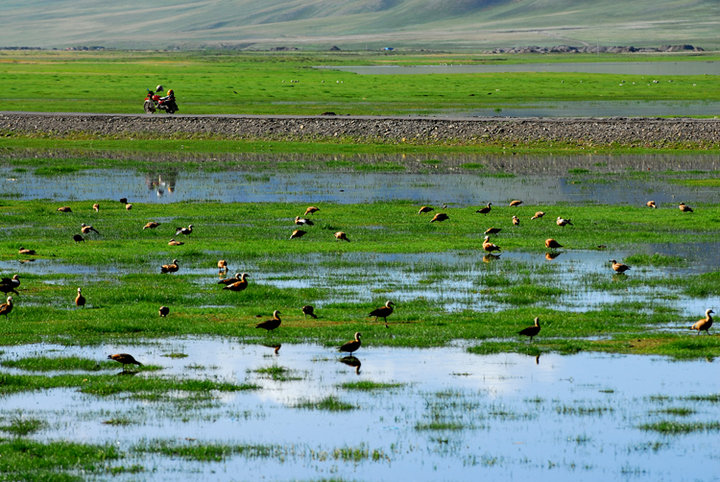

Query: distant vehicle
left=143, top=87, right=178, bottom=114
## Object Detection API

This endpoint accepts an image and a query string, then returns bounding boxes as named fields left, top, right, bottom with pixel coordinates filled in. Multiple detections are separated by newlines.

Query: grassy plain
left=0, top=50, right=719, bottom=116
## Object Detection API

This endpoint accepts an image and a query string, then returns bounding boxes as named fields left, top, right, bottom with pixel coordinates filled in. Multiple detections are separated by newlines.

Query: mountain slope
left=2, top=0, right=718, bottom=49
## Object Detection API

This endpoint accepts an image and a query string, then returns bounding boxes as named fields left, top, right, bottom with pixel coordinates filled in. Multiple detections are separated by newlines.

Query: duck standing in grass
left=0, top=275, right=20, bottom=295
left=92, top=203, right=100, bottom=212
left=512, top=215, right=520, bottom=226
left=334, top=231, right=350, bottom=242
left=168, top=239, right=184, bottom=246
left=545, top=238, right=562, bottom=250
left=679, top=202, right=694, bottom=213
left=556, top=217, right=573, bottom=227
left=646, top=200, right=657, bottom=209
left=218, top=272, right=241, bottom=285
left=159, top=306, right=170, bottom=317
left=294, top=216, right=314, bottom=226
left=369, top=300, right=394, bottom=327
left=302, top=305, right=317, bottom=319
left=18, top=247, right=36, bottom=255
left=176, top=224, right=193, bottom=236
left=518, top=317, right=541, bottom=341
left=418, top=206, right=434, bottom=214
left=691, top=309, right=714, bottom=335
left=143, top=221, right=160, bottom=230
left=304, top=206, right=320, bottom=215
left=75, top=287, right=86, bottom=307
left=339, top=332, right=362, bottom=355
left=107, top=353, right=143, bottom=371
left=609, top=259, right=630, bottom=274
left=223, top=273, right=248, bottom=291
left=256, top=310, right=282, bottom=332
left=291, top=229, right=307, bottom=239
left=81, top=223, right=100, bottom=235
left=475, top=202, right=492, bottom=214
left=57, top=206, right=72, bottom=213
left=430, top=212, right=449, bottom=223
left=0, top=296, right=13, bottom=318
left=509, top=200, right=523, bottom=207
left=531, top=211, right=545, bottom=220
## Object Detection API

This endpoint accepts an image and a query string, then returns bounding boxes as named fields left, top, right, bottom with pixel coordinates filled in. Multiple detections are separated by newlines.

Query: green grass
left=638, top=421, right=720, bottom=434
left=253, top=365, right=302, bottom=381
left=0, top=417, right=45, bottom=436
left=340, top=381, right=404, bottom=390
left=295, top=396, right=356, bottom=411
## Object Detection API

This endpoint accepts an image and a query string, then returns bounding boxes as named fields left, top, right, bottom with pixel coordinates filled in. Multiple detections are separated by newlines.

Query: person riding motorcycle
left=159, top=89, right=178, bottom=112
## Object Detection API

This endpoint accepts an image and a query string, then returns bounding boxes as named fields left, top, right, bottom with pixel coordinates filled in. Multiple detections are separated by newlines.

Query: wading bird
left=57, top=206, right=72, bottom=213
left=107, top=353, right=143, bottom=371
left=294, top=216, right=314, bottom=226
left=0, top=296, right=13, bottom=317
left=531, top=211, right=545, bottom=220
left=691, top=309, right=714, bottom=335
left=609, top=259, right=630, bottom=274
left=256, top=310, right=281, bottom=332
left=75, top=287, right=86, bottom=307
left=18, top=247, right=36, bottom=255
left=509, top=200, right=523, bottom=207
left=0, top=275, right=20, bottom=295
left=159, top=306, right=170, bottom=317
left=369, top=300, right=394, bottom=327
left=482, top=236, right=501, bottom=253
left=304, top=206, right=320, bottom=215
left=512, top=215, right=520, bottom=226
left=334, top=231, right=350, bottom=242
left=290, top=229, right=307, bottom=239
left=518, top=317, right=541, bottom=341
left=81, top=223, right=100, bottom=235
left=679, top=202, right=694, bottom=213
left=339, top=332, right=362, bottom=355
left=430, top=212, right=449, bottom=223
left=556, top=217, right=573, bottom=227
left=475, top=202, right=492, bottom=214
left=545, top=238, right=563, bottom=250
left=160, top=259, right=179, bottom=273
left=168, top=239, right=184, bottom=246
left=646, top=200, right=657, bottom=209
left=223, top=272, right=249, bottom=291
left=418, top=206, right=434, bottom=214
left=302, top=305, right=317, bottom=319
left=176, top=224, right=193, bottom=236
left=143, top=221, right=160, bottom=230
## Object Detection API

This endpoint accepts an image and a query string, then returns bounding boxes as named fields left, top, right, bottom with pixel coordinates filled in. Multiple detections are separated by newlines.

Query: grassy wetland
left=0, top=50, right=719, bottom=479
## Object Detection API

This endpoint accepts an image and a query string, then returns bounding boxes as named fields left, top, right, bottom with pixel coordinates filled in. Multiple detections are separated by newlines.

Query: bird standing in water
left=107, top=353, right=143, bottom=371
left=339, top=332, right=362, bottom=355
left=518, top=317, right=541, bottom=341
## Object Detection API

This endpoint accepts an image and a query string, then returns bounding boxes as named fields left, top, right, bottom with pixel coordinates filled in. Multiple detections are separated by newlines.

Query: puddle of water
left=317, top=61, right=720, bottom=76
left=1, top=338, right=718, bottom=480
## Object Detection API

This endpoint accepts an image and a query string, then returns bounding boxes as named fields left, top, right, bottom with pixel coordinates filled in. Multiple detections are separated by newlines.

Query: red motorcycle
left=144, top=88, right=178, bottom=114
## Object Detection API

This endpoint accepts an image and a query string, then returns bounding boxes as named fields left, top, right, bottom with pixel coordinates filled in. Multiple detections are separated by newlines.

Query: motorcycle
left=143, top=89, right=178, bottom=114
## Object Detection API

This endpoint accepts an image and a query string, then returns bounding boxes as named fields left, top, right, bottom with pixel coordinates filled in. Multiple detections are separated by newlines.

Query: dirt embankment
left=1, top=112, right=719, bottom=146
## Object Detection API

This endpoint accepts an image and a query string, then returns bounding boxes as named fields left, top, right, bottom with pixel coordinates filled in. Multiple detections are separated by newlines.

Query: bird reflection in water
left=339, top=355, right=362, bottom=375
left=483, top=253, right=500, bottom=263
left=263, top=344, right=281, bottom=355
left=545, top=251, right=562, bottom=260
left=145, top=170, right=178, bottom=197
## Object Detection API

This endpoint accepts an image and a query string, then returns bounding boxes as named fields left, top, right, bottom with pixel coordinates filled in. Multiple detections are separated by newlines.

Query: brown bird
left=290, top=229, right=307, bottom=239
left=475, top=202, right=492, bottom=214
left=679, top=202, right=693, bottom=213
left=81, top=223, right=100, bottom=235
left=334, top=231, right=350, bottom=242
left=531, top=211, right=545, bottom=220
left=0, top=275, right=20, bottom=295
left=302, top=305, right=317, bottom=319
left=339, top=332, right=362, bottom=355
left=143, top=221, right=160, bottom=230
left=609, top=259, right=630, bottom=273
left=0, top=296, right=13, bottom=317
left=160, top=258, right=179, bottom=273
left=304, top=206, right=320, bottom=215
left=176, top=224, right=193, bottom=236
left=107, top=353, right=143, bottom=371
left=484, top=227, right=501, bottom=235
left=430, top=212, right=449, bottom=223
left=556, top=217, right=573, bottom=227
left=159, top=306, right=170, bottom=317
left=646, top=200, right=657, bottom=209
left=75, top=287, right=86, bottom=307
left=518, top=317, right=541, bottom=341
left=125, top=203, right=132, bottom=211
left=223, top=272, right=249, bottom=291
left=690, top=309, right=714, bottom=335
left=369, top=300, right=394, bottom=327
left=217, top=260, right=228, bottom=273
left=168, top=238, right=184, bottom=246
left=92, top=203, right=100, bottom=212
left=545, top=238, right=563, bottom=250
left=72, top=234, right=85, bottom=243
left=509, top=200, right=523, bottom=207
left=57, top=206, right=72, bottom=213
left=256, top=310, right=282, bottom=332
left=18, top=247, right=36, bottom=255
left=418, top=206, right=434, bottom=214
left=294, top=216, right=314, bottom=226
left=482, top=235, right=501, bottom=253
left=512, top=215, right=520, bottom=226
left=218, top=272, right=242, bottom=285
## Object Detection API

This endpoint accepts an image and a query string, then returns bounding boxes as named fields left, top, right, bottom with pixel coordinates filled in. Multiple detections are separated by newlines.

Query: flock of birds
left=3, top=197, right=714, bottom=372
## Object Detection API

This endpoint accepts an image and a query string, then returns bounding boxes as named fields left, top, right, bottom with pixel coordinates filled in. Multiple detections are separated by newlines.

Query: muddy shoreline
left=1, top=112, right=720, bottom=146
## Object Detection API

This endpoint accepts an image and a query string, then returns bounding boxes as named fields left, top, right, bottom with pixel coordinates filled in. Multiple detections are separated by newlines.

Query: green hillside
left=2, top=0, right=719, bottom=50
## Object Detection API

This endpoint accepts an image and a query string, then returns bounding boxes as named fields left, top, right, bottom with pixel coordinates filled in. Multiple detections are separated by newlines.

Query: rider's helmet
left=167, top=89, right=174, bottom=96
left=155, top=85, right=164, bottom=92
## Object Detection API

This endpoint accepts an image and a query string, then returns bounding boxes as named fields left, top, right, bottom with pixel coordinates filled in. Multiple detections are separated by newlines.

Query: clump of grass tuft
left=639, top=421, right=720, bottom=434
left=295, top=396, right=356, bottom=411
left=340, top=381, right=404, bottom=391
left=252, top=365, right=302, bottom=382
left=0, top=416, right=45, bottom=436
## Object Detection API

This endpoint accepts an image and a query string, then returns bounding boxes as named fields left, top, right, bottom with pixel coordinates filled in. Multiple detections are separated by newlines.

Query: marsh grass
left=0, top=439, right=121, bottom=478
left=340, top=381, right=404, bottom=391
left=0, top=416, right=45, bottom=436
left=295, top=396, right=356, bottom=411
left=639, top=421, right=720, bottom=434
left=253, top=365, right=303, bottom=382
left=1, top=356, right=112, bottom=371
left=134, top=441, right=281, bottom=462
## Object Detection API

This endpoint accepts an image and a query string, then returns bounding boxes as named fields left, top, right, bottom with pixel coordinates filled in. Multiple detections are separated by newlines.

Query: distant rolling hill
left=2, top=0, right=719, bottom=50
